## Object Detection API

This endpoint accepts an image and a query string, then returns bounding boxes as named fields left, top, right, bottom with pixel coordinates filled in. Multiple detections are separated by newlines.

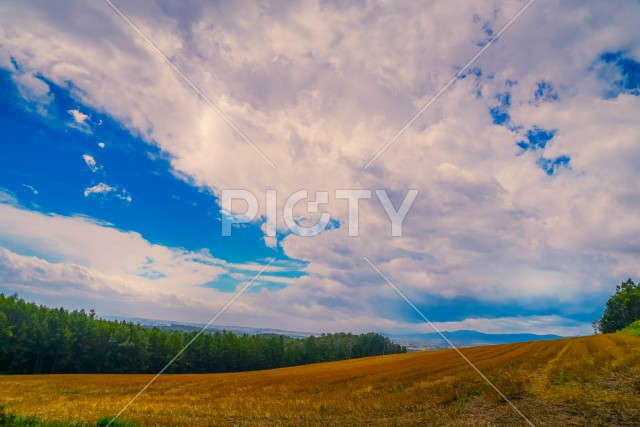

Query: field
left=1, top=333, right=640, bottom=426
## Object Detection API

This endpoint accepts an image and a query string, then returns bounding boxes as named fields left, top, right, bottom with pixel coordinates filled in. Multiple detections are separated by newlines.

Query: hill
left=1, top=333, right=639, bottom=426
left=388, top=330, right=563, bottom=349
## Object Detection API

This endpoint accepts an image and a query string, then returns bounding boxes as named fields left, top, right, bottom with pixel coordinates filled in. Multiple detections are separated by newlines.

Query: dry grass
left=1, top=333, right=639, bottom=426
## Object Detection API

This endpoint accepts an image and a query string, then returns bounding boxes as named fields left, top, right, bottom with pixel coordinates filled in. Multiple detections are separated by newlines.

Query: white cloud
left=82, top=153, right=99, bottom=172
left=21, top=184, right=38, bottom=195
left=9, top=71, right=53, bottom=115
left=0, top=201, right=314, bottom=324
left=68, top=108, right=89, bottom=125
left=83, top=182, right=113, bottom=197
left=67, top=108, right=91, bottom=131
left=81, top=155, right=132, bottom=202
left=83, top=182, right=131, bottom=202
left=118, top=193, right=133, bottom=203
left=0, top=201, right=235, bottom=318
left=98, top=142, right=105, bottom=148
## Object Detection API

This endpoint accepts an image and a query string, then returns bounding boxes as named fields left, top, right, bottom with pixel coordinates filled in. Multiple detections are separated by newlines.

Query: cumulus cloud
left=83, top=182, right=112, bottom=197
left=67, top=108, right=91, bottom=131
left=68, top=108, right=89, bottom=124
left=83, top=182, right=132, bottom=202
left=81, top=155, right=131, bottom=202
left=0, top=0, right=639, bottom=334
left=82, top=153, right=99, bottom=172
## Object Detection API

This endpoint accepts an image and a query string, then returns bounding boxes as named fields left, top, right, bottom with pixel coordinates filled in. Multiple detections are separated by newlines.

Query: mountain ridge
left=387, top=329, right=564, bottom=348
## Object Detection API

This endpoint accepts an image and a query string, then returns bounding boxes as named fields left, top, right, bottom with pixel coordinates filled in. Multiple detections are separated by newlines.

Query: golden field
left=1, top=333, right=639, bottom=426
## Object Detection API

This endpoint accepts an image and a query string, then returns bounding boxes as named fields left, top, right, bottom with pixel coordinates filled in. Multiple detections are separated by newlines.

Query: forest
left=0, top=293, right=405, bottom=375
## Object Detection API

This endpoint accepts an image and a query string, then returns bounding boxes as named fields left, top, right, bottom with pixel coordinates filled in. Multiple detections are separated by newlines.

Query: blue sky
left=0, top=68, right=280, bottom=264
left=1, top=0, right=639, bottom=336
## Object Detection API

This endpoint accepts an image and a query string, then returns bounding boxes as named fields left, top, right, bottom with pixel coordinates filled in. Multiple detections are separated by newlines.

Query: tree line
left=593, top=278, right=640, bottom=333
left=0, top=293, right=405, bottom=374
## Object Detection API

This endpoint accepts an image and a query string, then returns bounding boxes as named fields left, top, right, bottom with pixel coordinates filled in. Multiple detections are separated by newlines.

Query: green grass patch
left=0, top=406, right=138, bottom=427
left=551, top=374, right=570, bottom=385
left=96, top=417, right=139, bottom=427
left=621, top=320, right=640, bottom=337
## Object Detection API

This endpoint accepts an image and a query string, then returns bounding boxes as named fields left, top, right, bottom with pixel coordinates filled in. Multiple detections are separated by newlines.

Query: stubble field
left=1, top=333, right=639, bottom=426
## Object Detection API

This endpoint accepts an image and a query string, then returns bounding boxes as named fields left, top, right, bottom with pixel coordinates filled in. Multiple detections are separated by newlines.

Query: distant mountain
left=102, top=315, right=315, bottom=339
left=103, top=316, right=563, bottom=349
left=387, top=330, right=564, bottom=349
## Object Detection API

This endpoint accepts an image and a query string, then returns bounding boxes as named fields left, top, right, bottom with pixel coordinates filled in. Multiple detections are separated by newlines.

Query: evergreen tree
left=0, top=293, right=406, bottom=374
left=594, top=278, right=640, bottom=333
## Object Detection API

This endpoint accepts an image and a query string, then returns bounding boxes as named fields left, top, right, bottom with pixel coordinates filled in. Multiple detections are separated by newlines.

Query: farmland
left=1, top=333, right=639, bottom=426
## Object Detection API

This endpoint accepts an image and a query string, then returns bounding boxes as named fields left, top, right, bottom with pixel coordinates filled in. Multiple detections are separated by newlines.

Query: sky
left=1, top=0, right=639, bottom=337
